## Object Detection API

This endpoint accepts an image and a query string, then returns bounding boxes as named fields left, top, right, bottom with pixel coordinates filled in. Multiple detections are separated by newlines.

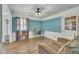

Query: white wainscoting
left=43, top=31, right=62, bottom=41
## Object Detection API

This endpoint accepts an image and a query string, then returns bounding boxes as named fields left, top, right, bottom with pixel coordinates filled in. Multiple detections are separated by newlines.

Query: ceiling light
left=35, top=8, right=41, bottom=16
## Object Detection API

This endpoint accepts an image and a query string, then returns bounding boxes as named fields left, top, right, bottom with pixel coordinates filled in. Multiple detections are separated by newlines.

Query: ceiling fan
left=35, top=8, right=41, bottom=16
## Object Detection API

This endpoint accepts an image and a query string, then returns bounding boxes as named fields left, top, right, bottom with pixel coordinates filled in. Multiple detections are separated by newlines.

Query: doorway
left=16, top=17, right=29, bottom=41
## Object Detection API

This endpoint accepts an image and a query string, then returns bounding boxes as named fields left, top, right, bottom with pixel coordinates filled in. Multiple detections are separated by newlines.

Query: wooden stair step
left=39, top=44, right=57, bottom=54
left=57, top=38, right=70, bottom=44
left=52, top=41, right=64, bottom=48
left=49, top=43, right=60, bottom=52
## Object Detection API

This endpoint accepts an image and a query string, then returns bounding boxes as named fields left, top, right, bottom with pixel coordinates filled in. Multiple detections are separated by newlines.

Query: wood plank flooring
left=3, top=37, right=70, bottom=54
left=3, top=37, right=55, bottom=54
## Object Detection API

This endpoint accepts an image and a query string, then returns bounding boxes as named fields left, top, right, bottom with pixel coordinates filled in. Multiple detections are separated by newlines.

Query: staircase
left=39, top=37, right=70, bottom=54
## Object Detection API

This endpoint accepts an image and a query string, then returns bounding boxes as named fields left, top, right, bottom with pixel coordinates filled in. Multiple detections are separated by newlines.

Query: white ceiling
left=8, top=4, right=79, bottom=19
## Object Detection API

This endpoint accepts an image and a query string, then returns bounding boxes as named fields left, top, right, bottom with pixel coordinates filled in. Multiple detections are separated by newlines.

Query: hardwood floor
left=3, top=37, right=54, bottom=54
left=3, top=36, right=70, bottom=54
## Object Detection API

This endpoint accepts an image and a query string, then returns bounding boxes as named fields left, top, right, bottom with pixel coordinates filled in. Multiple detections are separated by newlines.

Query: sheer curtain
left=16, top=17, right=28, bottom=40
left=17, top=17, right=27, bottom=31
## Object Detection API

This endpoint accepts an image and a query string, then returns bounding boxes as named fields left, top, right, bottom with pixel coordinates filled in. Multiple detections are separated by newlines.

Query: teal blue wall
left=12, top=17, right=43, bottom=32
left=29, top=20, right=42, bottom=31
left=12, top=17, right=62, bottom=33
left=12, top=17, right=16, bottom=32
left=0, top=4, right=2, bottom=44
left=42, top=17, right=62, bottom=32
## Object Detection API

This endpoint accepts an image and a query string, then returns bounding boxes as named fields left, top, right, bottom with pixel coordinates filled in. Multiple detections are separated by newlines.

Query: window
left=16, top=17, right=27, bottom=31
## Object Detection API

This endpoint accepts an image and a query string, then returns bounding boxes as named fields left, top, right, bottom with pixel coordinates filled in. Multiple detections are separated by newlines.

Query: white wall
left=43, top=31, right=62, bottom=40
left=43, top=6, right=79, bottom=40
left=2, top=4, right=12, bottom=43
left=12, top=33, right=16, bottom=41
left=29, top=31, right=34, bottom=39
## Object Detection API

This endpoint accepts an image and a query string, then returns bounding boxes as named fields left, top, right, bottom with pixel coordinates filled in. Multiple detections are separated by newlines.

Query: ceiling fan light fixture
left=35, top=8, right=41, bottom=16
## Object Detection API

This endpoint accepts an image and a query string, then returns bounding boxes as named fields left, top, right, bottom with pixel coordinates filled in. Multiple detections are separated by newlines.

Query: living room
left=2, top=4, right=79, bottom=54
